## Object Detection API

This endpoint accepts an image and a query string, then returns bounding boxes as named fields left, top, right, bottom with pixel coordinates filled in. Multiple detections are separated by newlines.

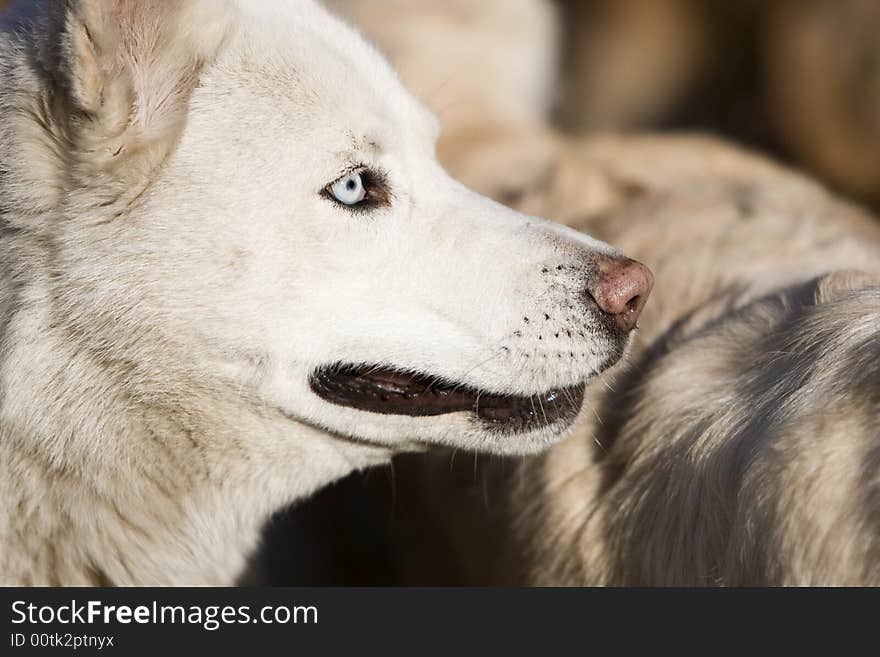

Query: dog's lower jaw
left=0, top=332, right=391, bottom=586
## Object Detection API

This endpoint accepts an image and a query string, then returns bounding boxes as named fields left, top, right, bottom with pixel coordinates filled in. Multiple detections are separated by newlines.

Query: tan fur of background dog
left=330, top=0, right=880, bottom=585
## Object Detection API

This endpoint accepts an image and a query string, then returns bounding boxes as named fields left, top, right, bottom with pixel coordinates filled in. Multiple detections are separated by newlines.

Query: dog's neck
left=0, top=295, right=390, bottom=585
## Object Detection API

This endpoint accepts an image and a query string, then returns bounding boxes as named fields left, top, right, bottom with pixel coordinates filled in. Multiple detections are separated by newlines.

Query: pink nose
left=587, top=256, right=654, bottom=332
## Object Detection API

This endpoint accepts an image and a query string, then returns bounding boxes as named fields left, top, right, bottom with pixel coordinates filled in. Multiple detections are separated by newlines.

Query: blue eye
left=323, top=167, right=390, bottom=212
left=329, top=171, right=366, bottom=205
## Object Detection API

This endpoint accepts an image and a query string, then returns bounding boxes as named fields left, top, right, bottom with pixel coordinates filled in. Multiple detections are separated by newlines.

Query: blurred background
left=4, top=0, right=878, bottom=584
left=552, top=0, right=880, bottom=208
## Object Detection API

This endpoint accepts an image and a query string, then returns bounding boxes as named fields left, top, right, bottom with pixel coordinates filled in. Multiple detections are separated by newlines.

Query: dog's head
left=4, top=0, right=651, bottom=455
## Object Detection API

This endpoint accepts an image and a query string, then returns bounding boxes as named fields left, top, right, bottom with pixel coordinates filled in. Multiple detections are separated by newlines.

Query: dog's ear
left=52, top=0, right=232, bottom=174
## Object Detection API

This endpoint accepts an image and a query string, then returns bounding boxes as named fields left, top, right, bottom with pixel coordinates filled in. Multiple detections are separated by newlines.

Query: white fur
left=0, top=0, right=629, bottom=584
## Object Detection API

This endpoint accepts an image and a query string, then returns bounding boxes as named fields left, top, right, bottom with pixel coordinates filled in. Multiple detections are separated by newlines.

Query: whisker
left=536, top=394, right=548, bottom=426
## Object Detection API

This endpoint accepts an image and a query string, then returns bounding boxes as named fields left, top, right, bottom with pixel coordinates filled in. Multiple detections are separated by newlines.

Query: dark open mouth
left=309, top=364, right=586, bottom=432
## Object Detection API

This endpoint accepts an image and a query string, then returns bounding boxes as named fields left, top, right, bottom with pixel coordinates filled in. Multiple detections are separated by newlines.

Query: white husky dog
left=0, top=0, right=651, bottom=585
